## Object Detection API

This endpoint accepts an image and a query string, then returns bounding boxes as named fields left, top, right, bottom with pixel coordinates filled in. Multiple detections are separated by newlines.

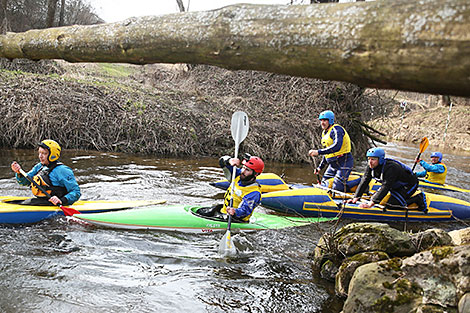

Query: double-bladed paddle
left=411, top=137, right=430, bottom=172
left=218, top=111, right=249, bottom=256
left=18, top=168, right=81, bottom=216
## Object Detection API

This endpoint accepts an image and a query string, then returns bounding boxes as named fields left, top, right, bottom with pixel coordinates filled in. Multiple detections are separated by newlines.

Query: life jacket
left=31, top=162, right=68, bottom=198
left=373, top=158, right=414, bottom=190
left=425, top=162, right=447, bottom=184
left=321, top=124, right=351, bottom=159
left=221, top=176, right=261, bottom=222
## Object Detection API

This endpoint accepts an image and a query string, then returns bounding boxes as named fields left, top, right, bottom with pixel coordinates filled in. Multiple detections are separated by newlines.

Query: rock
left=343, top=259, right=423, bottom=313
left=336, top=223, right=416, bottom=257
left=459, top=293, right=470, bottom=313
left=411, top=228, right=454, bottom=251
left=343, top=245, right=470, bottom=313
left=449, top=227, right=470, bottom=246
left=320, top=259, right=339, bottom=282
left=335, top=251, right=389, bottom=298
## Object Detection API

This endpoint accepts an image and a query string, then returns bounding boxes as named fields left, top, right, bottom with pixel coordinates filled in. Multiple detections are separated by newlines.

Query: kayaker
left=10, top=139, right=81, bottom=206
left=199, top=154, right=264, bottom=222
left=347, top=147, right=427, bottom=213
left=308, top=110, right=354, bottom=192
left=414, top=152, right=447, bottom=184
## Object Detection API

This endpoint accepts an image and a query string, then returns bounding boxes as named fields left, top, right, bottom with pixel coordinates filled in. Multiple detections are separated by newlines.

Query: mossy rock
left=336, top=251, right=389, bottom=298
left=335, top=223, right=416, bottom=257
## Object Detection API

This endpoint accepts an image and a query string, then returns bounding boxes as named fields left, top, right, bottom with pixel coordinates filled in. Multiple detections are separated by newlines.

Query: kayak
left=73, top=205, right=336, bottom=233
left=260, top=187, right=470, bottom=222
left=0, top=196, right=166, bottom=224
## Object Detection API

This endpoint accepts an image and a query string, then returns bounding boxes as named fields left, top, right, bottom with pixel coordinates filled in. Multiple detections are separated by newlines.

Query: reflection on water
left=0, top=142, right=469, bottom=312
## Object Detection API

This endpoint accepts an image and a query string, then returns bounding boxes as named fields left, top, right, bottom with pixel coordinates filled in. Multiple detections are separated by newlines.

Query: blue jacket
left=16, top=162, right=81, bottom=205
left=415, top=161, right=446, bottom=177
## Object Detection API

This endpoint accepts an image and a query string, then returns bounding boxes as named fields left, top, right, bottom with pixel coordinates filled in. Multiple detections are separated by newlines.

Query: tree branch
left=1, top=0, right=469, bottom=96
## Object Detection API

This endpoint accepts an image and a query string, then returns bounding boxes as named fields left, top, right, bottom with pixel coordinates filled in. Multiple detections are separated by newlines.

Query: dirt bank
left=0, top=59, right=374, bottom=163
left=368, top=93, right=470, bottom=152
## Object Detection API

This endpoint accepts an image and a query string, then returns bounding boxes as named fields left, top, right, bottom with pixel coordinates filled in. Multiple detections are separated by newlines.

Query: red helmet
left=242, top=156, right=264, bottom=174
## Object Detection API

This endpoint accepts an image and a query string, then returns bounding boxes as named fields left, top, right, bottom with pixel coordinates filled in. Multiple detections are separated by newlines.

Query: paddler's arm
left=348, top=167, right=373, bottom=204
left=11, top=162, right=41, bottom=186
left=227, top=190, right=261, bottom=218
left=419, top=161, right=445, bottom=173
left=219, top=156, right=241, bottom=180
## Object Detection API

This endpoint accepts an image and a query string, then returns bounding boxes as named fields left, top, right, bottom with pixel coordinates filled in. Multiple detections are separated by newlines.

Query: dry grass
left=0, top=59, right=375, bottom=163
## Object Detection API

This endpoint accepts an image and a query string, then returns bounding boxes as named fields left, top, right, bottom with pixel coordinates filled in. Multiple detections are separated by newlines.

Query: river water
left=0, top=142, right=469, bottom=313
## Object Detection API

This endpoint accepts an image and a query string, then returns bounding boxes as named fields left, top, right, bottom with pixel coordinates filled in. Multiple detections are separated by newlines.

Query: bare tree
left=176, top=0, right=185, bottom=12
left=440, top=95, right=451, bottom=106
left=0, top=0, right=9, bottom=34
left=46, top=0, right=58, bottom=28
left=58, top=0, right=65, bottom=26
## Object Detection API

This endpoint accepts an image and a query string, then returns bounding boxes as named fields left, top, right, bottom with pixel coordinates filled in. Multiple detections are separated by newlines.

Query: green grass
left=97, top=63, right=138, bottom=78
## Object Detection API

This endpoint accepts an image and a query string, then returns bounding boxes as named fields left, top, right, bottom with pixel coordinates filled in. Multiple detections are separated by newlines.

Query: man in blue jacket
left=415, top=152, right=447, bottom=184
left=309, top=110, right=354, bottom=192
left=11, top=139, right=81, bottom=205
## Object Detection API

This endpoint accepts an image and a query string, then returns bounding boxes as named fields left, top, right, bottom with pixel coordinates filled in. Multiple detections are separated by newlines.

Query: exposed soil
left=368, top=92, right=470, bottom=152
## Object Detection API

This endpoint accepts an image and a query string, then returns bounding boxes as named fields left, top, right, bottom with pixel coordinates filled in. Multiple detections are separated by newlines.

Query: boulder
left=449, top=227, right=470, bottom=246
left=335, top=251, right=389, bottom=298
left=336, top=223, right=416, bottom=257
left=459, top=293, right=470, bottom=313
left=343, top=244, right=470, bottom=313
left=411, top=228, right=454, bottom=251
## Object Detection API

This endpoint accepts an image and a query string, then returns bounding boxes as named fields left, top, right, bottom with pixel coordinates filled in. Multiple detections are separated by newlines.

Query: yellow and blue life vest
left=321, top=124, right=351, bottom=159
left=221, top=176, right=261, bottom=222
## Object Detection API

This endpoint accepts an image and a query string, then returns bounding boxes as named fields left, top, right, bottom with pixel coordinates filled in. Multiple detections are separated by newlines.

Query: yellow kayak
left=0, top=196, right=166, bottom=224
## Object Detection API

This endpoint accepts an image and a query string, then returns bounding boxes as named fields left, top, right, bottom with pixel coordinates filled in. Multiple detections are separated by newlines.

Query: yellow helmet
left=38, top=139, right=61, bottom=162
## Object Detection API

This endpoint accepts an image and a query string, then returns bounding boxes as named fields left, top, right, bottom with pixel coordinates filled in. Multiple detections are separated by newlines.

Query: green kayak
left=73, top=205, right=335, bottom=233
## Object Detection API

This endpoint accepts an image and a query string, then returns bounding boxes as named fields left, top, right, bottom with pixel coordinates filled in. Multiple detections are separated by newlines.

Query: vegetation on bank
left=0, top=59, right=378, bottom=163
left=368, top=95, right=470, bottom=152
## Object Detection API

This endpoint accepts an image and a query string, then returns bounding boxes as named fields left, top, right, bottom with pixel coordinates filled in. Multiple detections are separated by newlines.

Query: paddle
left=311, top=156, right=321, bottom=185
left=218, top=111, right=249, bottom=256
left=411, top=137, right=429, bottom=172
left=18, top=168, right=81, bottom=216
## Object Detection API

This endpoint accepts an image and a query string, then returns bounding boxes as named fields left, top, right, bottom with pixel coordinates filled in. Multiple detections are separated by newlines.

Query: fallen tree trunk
left=0, top=0, right=469, bottom=97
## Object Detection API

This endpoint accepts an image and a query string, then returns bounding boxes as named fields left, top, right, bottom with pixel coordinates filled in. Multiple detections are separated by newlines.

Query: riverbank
left=0, top=59, right=373, bottom=163
left=367, top=92, right=470, bottom=152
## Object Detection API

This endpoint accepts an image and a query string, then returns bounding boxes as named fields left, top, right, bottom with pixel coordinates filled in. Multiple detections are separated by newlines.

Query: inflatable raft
left=0, top=196, right=166, bottom=224
left=260, top=187, right=470, bottom=222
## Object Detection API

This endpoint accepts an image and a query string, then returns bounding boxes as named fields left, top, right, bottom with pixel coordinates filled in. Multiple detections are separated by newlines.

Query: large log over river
left=1, top=0, right=469, bottom=96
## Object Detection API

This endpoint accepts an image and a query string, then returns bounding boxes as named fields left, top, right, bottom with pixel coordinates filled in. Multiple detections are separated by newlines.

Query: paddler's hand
left=347, top=198, right=359, bottom=204
left=358, top=200, right=375, bottom=208
left=49, top=196, right=62, bottom=206
left=226, top=207, right=236, bottom=216
left=11, top=161, right=21, bottom=174
left=308, top=149, right=319, bottom=157
left=229, top=158, right=241, bottom=167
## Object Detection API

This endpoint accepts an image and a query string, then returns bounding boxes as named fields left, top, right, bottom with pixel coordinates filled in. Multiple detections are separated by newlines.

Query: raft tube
left=261, top=187, right=470, bottom=222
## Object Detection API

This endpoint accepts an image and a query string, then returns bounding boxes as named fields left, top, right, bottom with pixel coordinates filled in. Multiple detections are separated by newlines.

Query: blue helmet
left=318, top=110, right=334, bottom=124
left=430, top=152, right=443, bottom=162
left=366, top=147, right=385, bottom=165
